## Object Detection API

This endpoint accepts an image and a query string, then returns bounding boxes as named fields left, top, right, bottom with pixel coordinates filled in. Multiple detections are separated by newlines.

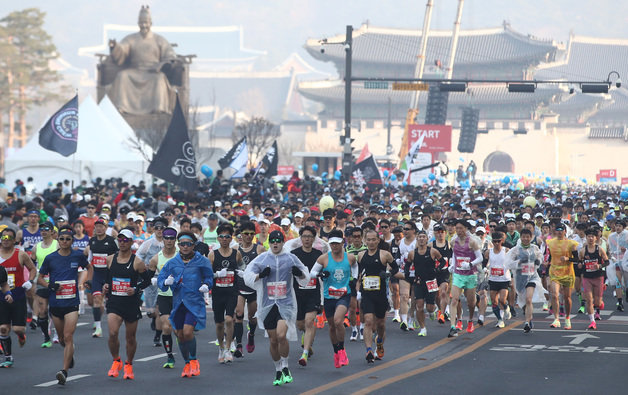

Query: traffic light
left=458, top=107, right=479, bottom=153
left=424, top=84, right=449, bottom=125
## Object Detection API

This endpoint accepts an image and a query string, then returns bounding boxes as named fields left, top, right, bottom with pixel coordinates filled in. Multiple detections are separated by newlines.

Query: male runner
left=431, top=224, right=452, bottom=324
left=30, top=221, right=58, bottom=347
left=388, top=226, right=403, bottom=322
left=546, top=223, right=579, bottom=329
left=346, top=226, right=366, bottom=340
left=486, top=232, right=511, bottom=328
left=398, top=222, right=417, bottom=331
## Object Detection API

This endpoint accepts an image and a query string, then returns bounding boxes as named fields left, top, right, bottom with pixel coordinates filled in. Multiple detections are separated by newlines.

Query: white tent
left=4, top=95, right=150, bottom=190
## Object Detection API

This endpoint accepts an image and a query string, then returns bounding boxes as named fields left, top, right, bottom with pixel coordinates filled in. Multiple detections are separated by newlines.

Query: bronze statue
left=107, top=6, right=176, bottom=115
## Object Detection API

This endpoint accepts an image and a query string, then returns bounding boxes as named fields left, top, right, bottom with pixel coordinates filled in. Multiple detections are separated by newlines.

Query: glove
left=292, top=266, right=303, bottom=277
left=48, top=282, right=60, bottom=292
left=356, top=291, right=362, bottom=301
left=164, top=275, right=175, bottom=286
left=151, top=277, right=157, bottom=286
left=236, top=269, right=245, bottom=278
left=448, top=264, right=455, bottom=274
left=199, top=284, right=209, bottom=293
left=22, top=280, right=32, bottom=291
left=259, top=266, right=271, bottom=279
left=217, top=268, right=228, bottom=278
left=379, top=270, right=391, bottom=279
left=318, top=270, right=330, bottom=279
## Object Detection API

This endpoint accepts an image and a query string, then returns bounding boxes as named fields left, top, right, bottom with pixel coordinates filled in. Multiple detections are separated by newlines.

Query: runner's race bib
left=299, top=277, right=317, bottom=290
left=55, top=280, right=77, bottom=299
left=426, top=279, right=438, bottom=293
left=92, top=254, right=108, bottom=269
left=456, top=257, right=471, bottom=270
left=216, top=271, right=235, bottom=287
left=408, top=264, right=415, bottom=278
left=521, top=263, right=535, bottom=275
left=7, top=274, right=15, bottom=289
left=490, top=267, right=504, bottom=277
left=328, top=286, right=347, bottom=299
left=362, top=276, right=381, bottom=291
left=112, top=277, right=131, bottom=296
left=267, top=281, right=287, bottom=299
left=584, top=259, right=598, bottom=272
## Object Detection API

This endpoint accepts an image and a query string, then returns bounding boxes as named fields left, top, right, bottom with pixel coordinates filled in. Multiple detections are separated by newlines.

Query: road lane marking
left=136, top=353, right=168, bottom=362
left=35, top=374, right=91, bottom=387
left=77, top=323, right=88, bottom=327
left=353, top=321, right=522, bottom=395
left=490, top=344, right=628, bottom=354
left=532, top=328, right=628, bottom=335
left=608, top=316, right=628, bottom=321
left=564, top=333, right=599, bottom=344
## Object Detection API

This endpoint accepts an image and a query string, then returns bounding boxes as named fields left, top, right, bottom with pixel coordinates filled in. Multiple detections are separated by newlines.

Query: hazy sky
left=2, top=0, right=627, bottom=73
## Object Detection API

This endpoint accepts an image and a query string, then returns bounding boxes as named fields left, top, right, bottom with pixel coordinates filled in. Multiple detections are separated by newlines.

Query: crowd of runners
left=1, top=174, right=627, bottom=385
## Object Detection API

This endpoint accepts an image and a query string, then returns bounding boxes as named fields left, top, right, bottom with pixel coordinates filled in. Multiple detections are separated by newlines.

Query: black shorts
left=296, top=294, right=320, bottom=321
left=413, top=282, right=437, bottom=305
left=0, top=297, right=27, bottom=326
left=360, top=293, right=389, bottom=319
left=526, top=282, right=536, bottom=289
left=574, top=265, right=584, bottom=277
left=349, top=279, right=357, bottom=298
left=212, top=291, right=237, bottom=323
left=238, top=291, right=256, bottom=304
left=263, top=304, right=283, bottom=330
left=390, top=277, right=399, bottom=285
left=323, top=294, right=351, bottom=319
left=157, top=295, right=173, bottom=316
left=489, top=280, right=510, bottom=292
left=436, top=271, right=450, bottom=286
left=49, top=305, right=79, bottom=319
left=106, top=299, right=142, bottom=323
left=36, top=288, right=50, bottom=299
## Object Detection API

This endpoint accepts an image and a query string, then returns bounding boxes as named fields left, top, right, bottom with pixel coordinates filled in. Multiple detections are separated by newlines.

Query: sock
left=351, top=325, right=357, bottom=333
left=401, top=314, right=407, bottom=323
left=162, top=334, right=173, bottom=355
left=596, top=308, right=600, bottom=314
left=154, top=330, right=162, bottom=340
left=332, top=343, right=339, bottom=353
left=492, top=306, right=502, bottom=320
left=339, top=341, right=344, bottom=350
left=93, top=307, right=101, bottom=323
left=589, top=314, right=595, bottom=322
left=360, top=323, right=364, bottom=330
left=234, top=322, right=243, bottom=344
left=95, top=320, right=101, bottom=330
left=394, top=309, right=399, bottom=316
left=479, top=314, right=485, bottom=322
left=249, top=320, right=257, bottom=335
left=178, top=338, right=190, bottom=363
left=39, top=316, right=50, bottom=341
left=273, top=359, right=281, bottom=372
left=188, top=338, right=197, bottom=360
left=619, top=298, right=623, bottom=304
left=280, top=356, right=288, bottom=369
left=0, top=335, right=11, bottom=356
left=302, top=349, right=309, bottom=357
left=366, top=347, right=372, bottom=352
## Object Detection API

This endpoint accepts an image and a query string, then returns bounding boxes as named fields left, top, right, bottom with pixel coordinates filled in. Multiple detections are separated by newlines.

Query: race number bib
left=584, top=259, right=598, bottom=272
left=92, top=254, right=108, bottom=269
left=490, top=267, right=505, bottom=277
left=362, top=276, right=381, bottom=291
left=521, top=263, right=535, bottom=275
left=426, top=279, right=438, bottom=293
left=267, top=281, right=287, bottom=299
left=456, top=257, right=471, bottom=270
left=55, top=280, right=77, bottom=299
left=7, top=274, right=15, bottom=289
left=299, top=277, right=317, bottom=290
left=111, top=277, right=131, bottom=296
left=328, top=286, right=347, bottom=299
left=408, top=265, right=415, bottom=278
left=216, top=271, right=235, bottom=287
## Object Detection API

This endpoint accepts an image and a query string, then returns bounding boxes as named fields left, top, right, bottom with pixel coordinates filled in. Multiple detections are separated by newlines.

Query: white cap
left=535, top=213, right=544, bottom=218
left=522, top=213, right=531, bottom=220
left=295, top=212, right=304, bottom=218
left=475, top=227, right=486, bottom=234
left=167, top=197, right=176, bottom=205
left=328, top=237, right=344, bottom=244
left=242, top=200, right=251, bottom=205
left=99, top=213, right=110, bottom=221
left=127, top=213, right=136, bottom=222
left=214, top=201, right=223, bottom=207
left=260, top=218, right=271, bottom=225
left=426, top=198, right=433, bottom=204
left=281, top=218, right=291, bottom=226
left=119, top=229, right=134, bottom=239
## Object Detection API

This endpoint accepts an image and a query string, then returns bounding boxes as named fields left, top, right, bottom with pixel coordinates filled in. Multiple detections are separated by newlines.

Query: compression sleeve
left=309, top=263, right=323, bottom=278
left=471, top=249, right=483, bottom=266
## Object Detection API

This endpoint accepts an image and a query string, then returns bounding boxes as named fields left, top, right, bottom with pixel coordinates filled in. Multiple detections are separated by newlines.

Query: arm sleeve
left=157, top=261, right=171, bottom=292
left=389, top=257, right=399, bottom=276
left=471, top=249, right=483, bottom=266
left=136, top=239, right=151, bottom=262
left=350, top=261, right=358, bottom=279
left=309, top=262, right=323, bottom=279
left=201, top=259, right=214, bottom=288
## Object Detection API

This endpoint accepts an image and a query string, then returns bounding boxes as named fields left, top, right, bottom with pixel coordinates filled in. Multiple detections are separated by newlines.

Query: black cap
left=433, top=224, right=445, bottom=232
left=269, top=230, right=284, bottom=242
left=555, top=224, right=566, bottom=231
left=209, top=213, right=218, bottom=220
left=392, top=226, right=403, bottom=233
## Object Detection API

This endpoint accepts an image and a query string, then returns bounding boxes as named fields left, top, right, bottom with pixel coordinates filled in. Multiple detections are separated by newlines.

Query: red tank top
left=1, top=248, right=24, bottom=289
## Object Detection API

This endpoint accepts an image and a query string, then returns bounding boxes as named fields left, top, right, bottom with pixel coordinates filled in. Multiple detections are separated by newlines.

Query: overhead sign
left=277, top=165, right=294, bottom=176
left=392, top=82, right=429, bottom=91
left=599, top=169, right=617, bottom=178
left=364, top=81, right=388, bottom=89
left=621, top=177, right=628, bottom=185
left=407, top=124, right=452, bottom=153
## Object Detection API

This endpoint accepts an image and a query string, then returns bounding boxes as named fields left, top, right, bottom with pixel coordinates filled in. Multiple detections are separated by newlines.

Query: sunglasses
left=324, top=216, right=333, bottom=220
left=87, top=206, right=96, bottom=209
left=163, top=236, right=176, bottom=240
left=264, top=213, right=273, bottom=217
left=241, top=232, right=255, bottom=236
left=269, top=239, right=283, bottom=244
left=1, top=235, right=15, bottom=240
left=117, top=237, right=133, bottom=243
left=218, top=234, right=231, bottom=239
left=102, top=207, right=110, bottom=211
left=178, top=241, right=194, bottom=247
left=380, top=225, right=389, bottom=229
left=153, top=225, right=165, bottom=230
left=493, top=239, right=503, bottom=243
left=403, top=228, right=412, bottom=231
left=58, top=237, right=73, bottom=242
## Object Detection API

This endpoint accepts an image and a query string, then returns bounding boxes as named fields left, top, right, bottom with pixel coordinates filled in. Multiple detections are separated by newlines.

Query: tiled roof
left=547, top=92, right=608, bottom=122
left=588, top=89, right=628, bottom=123
left=588, top=126, right=625, bottom=139
left=304, top=23, right=559, bottom=79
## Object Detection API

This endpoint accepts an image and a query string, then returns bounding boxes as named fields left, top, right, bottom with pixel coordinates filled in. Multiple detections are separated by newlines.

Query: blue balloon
left=391, top=174, right=397, bottom=181
left=321, top=172, right=328, bottom=178
left=459, top=156, right=465, bottom=162
left=312, top=163, right=319, bottom=172
left=621, top=191, right=628, bottom=200
left=462, top=172, right=468, bottom=178
left=565, top=176, right=569, bottom=182
left=545, top=176, right=551, bottom=182
left=422, top=178, right=428, bottom=183
left=439, top=177, right=445, bottom=183
left=334, top=170, right=342, bottom=180
left=200, top=165, right=213, bottom=178
left=452, top=169, right=457, bottom=174
left=383, top=170, right=389, bottom=178
left=298, top=165, right=303, bottom=170
left=428, top=173, right=436, bottom=180
left=402, top=181, right=408, bottom=187
left=502, top=176, right=510, bottom=184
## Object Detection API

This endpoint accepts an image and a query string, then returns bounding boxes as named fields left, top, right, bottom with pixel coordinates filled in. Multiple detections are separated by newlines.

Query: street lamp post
left=342, top=25, right=353, bottom=180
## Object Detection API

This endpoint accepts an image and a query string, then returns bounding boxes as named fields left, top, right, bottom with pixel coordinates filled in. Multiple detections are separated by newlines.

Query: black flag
left=258, top=141, right=278, bottom=177
left=218, top=137, right=247, bottom=169
left=147, top=95, right=198, bottom=190
left=38, top=95, right=79, bottom=157
left=351, top=155, right=382, bottom=186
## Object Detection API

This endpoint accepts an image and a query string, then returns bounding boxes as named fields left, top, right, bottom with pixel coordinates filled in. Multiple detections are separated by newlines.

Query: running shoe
left=153, top=336, right=162, bottom=347
left=315, top=314, right=325, bottom=329
left=273, top=371, right=284, bottom=386
left=308, top=347, right=314, bottom=358
left=495, top=320, right=505, bottom=328
left=542, top=302, right=549, bottom=311
left=18, top=334, right=26, bottom=347
left=0, top=360, right=13, bottom=368
left=418, top=327, right=427, bottom=337
left=282, top=367, right=293, bottom=384
left=392, top=315, right=401, bottom=323
left=333, top=352, right=341, bottom=368
left=587, top=321, right=597, bottom=330
left=343, top=317, right=350, bottom=327
left=350, top=329, right=358, bottom=341
left=190, top=359, right=200, bottom=376
left=52, top=335, right=59, bottom=344
left=466, top=322, right=475, bottom=333
left=444, top=312, right=450, bottom=322
left=510, top=306, right=517, bottom=318
left=41, top=340, right=52, bottom=348
left=523, top=322, right=531, bottom=333
left=56, top=370, right=67, bottom=385
left=366, top=349, right=375, bottom=363
left=224, top=349, right=233, bottom=363
left=375, top=339, right=384, bottom=359
left=246, top=331, right=255, bottom=353
left=550, top=319, right=561, bottom=328
left=578, top=306, right=585, bottom=314
left=234, top=344, right=243, bottom=358
left=594, top=311, right=601, bottom=321
left=600, top=301, right=605, bottom=310
left=163, top=356, right=175, bottom=369
left=359, top=327, right=364, bottom=340
left=298, top=352, right=308, bottom=367
left=29, top=318, right=37, bottom=331
left=92, top=327, right=102, bottom=338
left=338, top=349, right=349, bottom=367
left=477, top=318, right=484, bottom=326
left=400, top=321, right=408, bottom=331
left=229, top=341, right=236, bottom=354
left=438, top=311, right=445, bottom=324
left=408, top=319, right=416, bottom=331
left=123, top=362, right=134, bottom=380
left=564, top=318, right=572, bottom=330
left=455, top=320, right=463, bottom=331
left=181, top=362, right=191, bottom=378
left=504, top=309, right=512, bottom=320
left=218, top=348, right=225, bottom=364
left=447, top=327, right=458, bottom=338
left=108, top=359, right=123, bottom=377
left=617, top=302, right=624, bottom=312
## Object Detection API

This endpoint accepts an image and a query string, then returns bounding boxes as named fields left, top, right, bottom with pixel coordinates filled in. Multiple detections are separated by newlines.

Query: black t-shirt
left=291, top=247, right=322, bottom=296
left=212, top=249, right=239, bottom=294
left=0, top=265, right=7, bottom=287
left=319, top=227, right=335, bottom=240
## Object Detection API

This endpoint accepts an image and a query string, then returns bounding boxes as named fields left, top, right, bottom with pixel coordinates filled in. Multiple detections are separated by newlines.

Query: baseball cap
left=268, top=230, right=284, bottom=242
left=95, top=218, right=107, bottom=226
left=555, top=224, right=566, bottom=231
left=208, top=213, right=218, bottom=220
left=119, top=229, right=134, bottom=239
left=295, top=212, right=304, bottom=218
left=475, top=226, right=486, bottom=234
left=260, top=218, right=271, bottom=225
left=281, top=218, right=291, bottom=226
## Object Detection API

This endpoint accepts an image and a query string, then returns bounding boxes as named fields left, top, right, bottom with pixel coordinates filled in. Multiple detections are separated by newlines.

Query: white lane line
left=136, top=353, right=168, bottom=362
left=607, top=316, right=628, bottom=321
left=77, top=323, right=88, bottom=327
left=531, top=328, right=628, bottom=335
left=35, top=374, right=91, bottom=387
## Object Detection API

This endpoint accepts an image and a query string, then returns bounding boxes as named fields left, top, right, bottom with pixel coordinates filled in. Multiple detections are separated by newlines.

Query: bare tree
left=233, top=116, right=280, bottom=167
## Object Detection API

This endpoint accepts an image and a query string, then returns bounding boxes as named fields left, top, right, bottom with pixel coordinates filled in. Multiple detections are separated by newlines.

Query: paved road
left=3, top=294, right=627, bottom=394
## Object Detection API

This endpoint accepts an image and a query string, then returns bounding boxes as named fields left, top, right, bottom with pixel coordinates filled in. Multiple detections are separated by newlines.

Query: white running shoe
left=504, top=309, right=512, bottom=320
left=418, top=327, right=427, bottom=337
left=218, top=347, right=225, bottom=364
